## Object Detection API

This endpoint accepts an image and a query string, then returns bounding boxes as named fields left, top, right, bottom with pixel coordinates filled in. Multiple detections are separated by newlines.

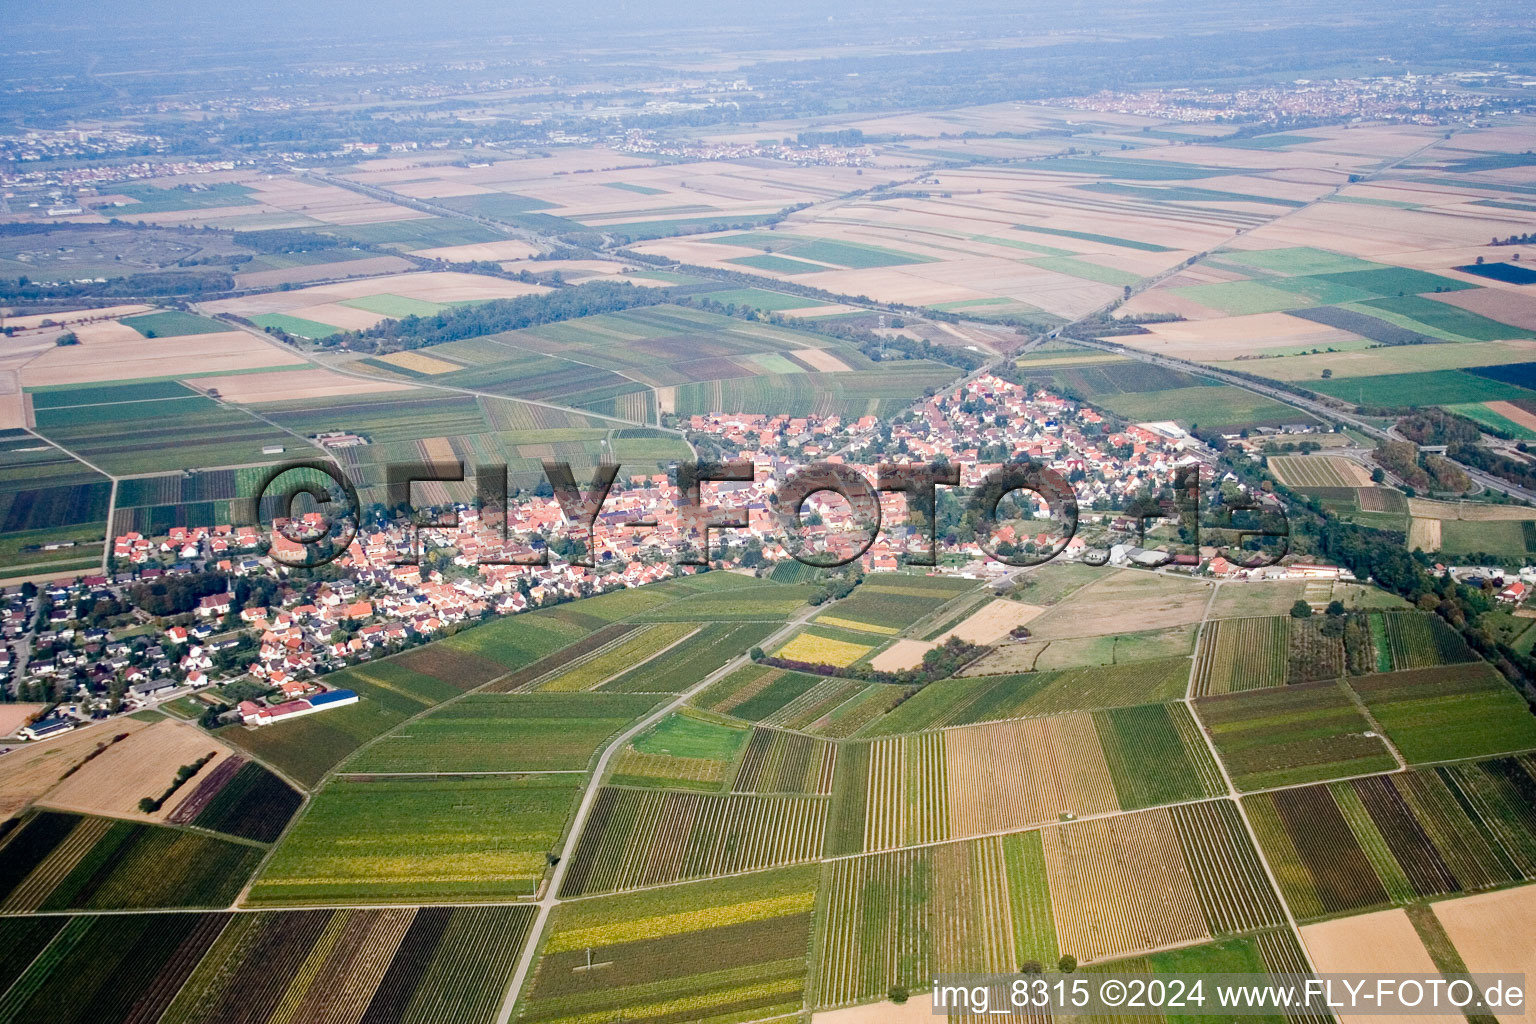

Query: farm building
left=21, top=715, right=76, bottom=741
left=239, top=688, right=359, bottom=725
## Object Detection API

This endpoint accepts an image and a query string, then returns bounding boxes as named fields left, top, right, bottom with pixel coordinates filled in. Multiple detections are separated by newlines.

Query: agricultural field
left=1191, top=616, right=1289, bottom=695
left=520, top=867, right=816, bottom=1024
left=0, top=717, right=163, bottom=819
left=0, top=904, right=536, bottom=1024
left=863, top=656, right=1194, bottom=734
left=732, top=728, right=838, bottom=795
left=932, top=597, right=1043, bottom=645
left=600, top=621, right=777, bottom=693
left=29, top=379, right=295, bottom=476
left=1244, top=755, right=1536, bottom=920
left=608, top=712, right=749, bottom=790
left=219, top=574, right=753, bottom=784
left=524, top=622, right=701, bottom=692
left=826, top=703, right=1221, bottom=853
left=815, top=800, right=1285, bottom=1004
left=1267, top=454, right=1375, bottom=489
left=0, top=430, right=113, bottom=570
left=969, top=623, right=1195, bottom=674
left=343, top=692, right=660, bottom=773
left=810, top=573, right=976, bottom=634
left=169, top=759, right=304, bottom=843
left=1431, top=884, right=1536, bottom=1008
left=206, top=269, right=546, bottom=334
left=1195, top=681, right=1399, bottom=790
left=693, top=663, right=840, bottom=721
left=31, top=717, right=237, bottom=824
left=1347, top=662, right=1536, bottom=763
left=248, top=774, right=582, bottom=903
left=350, top=303, right=961, bottom=421
left=0, top=810, right=264, bottom=912
left=1024, top=569, right=1213, bottom=640
left=773, top=625, right=877, bottom=667
left=1376, top=609, right=1478, bottom=670
left=558, top=787, right=827, bottom=896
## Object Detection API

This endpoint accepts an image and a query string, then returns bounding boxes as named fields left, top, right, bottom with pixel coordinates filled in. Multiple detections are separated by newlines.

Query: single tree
left=1058, top=954, right=1078, bottom=973
left=1290, top=599, right=1313, bottom=619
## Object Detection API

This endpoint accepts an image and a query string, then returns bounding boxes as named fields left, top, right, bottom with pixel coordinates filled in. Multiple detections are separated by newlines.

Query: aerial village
left=1, top=376, right=1499, bottom=740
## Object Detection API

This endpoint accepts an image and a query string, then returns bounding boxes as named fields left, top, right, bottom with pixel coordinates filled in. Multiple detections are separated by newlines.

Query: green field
left=342, top=692, right=659, bottom=773
left=311, top=216, right=507, bottom=250
left=1012, top=225, right=1178, bottom=252
left=1438, top=518, right=1536, bottom=559
left=860, top=656, right=1193, bottom=734
left=701, top=287, right=820, bottom=310
left=120, top=311, right=230, bottom=337
left=728, top=253, right=832, bottom=274
left=249, top=774, right=581, bottom=903
left=522, top=867, right=816, bottom=1024
left=1355, top=295, right=1534, bottom=342
left=110, top=182, right=257, bottom=212
left=1308, top=369, right=1534, bottom=407
left=1245, top=756, right=1536, bottom=920
left=339, top=293, right=449, bottom=317
left=1217, top=247, right=1388, bottom=276
left=29, top=381, right=295, bottom=475
left=0, top=811, right=264, bottom=911
left=0, top=905, right=537, bottom=1024
left=631, top=711, right=749, bottom=761
left=1096, top=385, right=1310, bottom=429
left=812, top=574, right=976, bottom=634
left=1196, top=681, right=1399, bottom=790
left=249, top=312, right=344, bottom=338
left=1348, top=662, right=1536, bottom=763
left=1447, top=402, right=1536, bottom=439
left=1027, top=255, right=1143, bottom=286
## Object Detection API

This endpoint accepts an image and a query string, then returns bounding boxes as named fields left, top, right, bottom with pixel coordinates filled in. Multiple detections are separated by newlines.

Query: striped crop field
left=0, top=905, right=535, bottom=1024
left=1347, top=661, right=1536, bottom=763
left=731, top=727, right=837, bottom=795
left=0, top=811, right=264, bottom=912
left=828, top=705, right=1222, bottom=852
left=526, top=622, right=700, bottom=692
left=1243, top=754, right=1536, bottom=921
left=1196, top=680, right=1399, bottom=790
left=558, top=788, right=827, bottom=896
left=810, top=574, right=978, bottom=634
left=599, top=621, right=777, bottom=693
left=814, top=801, right=1284, bottom=1005
left=1191, top=616, right=1289, bottom=695
left=522, top=867, right=816, bottom=1024
left=1379, top=610, right=1478, bottom=671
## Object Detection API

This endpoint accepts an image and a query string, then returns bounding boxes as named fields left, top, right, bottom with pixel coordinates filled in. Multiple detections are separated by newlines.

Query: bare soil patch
left=936, top=598, right=1043, bottom=645
left=1433, top=886, right=1536, bottom=1024
left=38, top=718, right=235, bottom=823
left=196, top=367, right=413, bottom=403
left=1301, top=909, right=1439, bottom=1024
left=0, top=717, right=156, bottom=819
left=1407, top=498, right=1536, bottom=521
left=1027, top=570, right=1211, bottom=640
left=0, top=703, right=49, bottom=736
left=868, top=638, right=937, bottom=672
left=22, top=329, right=303, bottom=387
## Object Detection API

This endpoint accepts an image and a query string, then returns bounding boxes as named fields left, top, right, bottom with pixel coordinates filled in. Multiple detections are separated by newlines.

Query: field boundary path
left=1183, top=578, right=1320, bottom=976
left=492, top=599, right=829, bottom=1024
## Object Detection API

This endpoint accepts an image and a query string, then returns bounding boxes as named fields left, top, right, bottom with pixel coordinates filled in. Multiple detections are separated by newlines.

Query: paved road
left=492, top=600, right=828, bottom=1024
left=1070, top=335, right=1536, bottom=504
